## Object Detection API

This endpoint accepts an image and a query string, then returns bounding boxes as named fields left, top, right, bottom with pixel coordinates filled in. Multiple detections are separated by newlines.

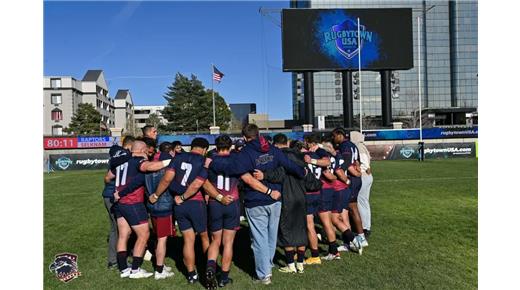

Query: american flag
left=213, top=65, right=224, bottom=82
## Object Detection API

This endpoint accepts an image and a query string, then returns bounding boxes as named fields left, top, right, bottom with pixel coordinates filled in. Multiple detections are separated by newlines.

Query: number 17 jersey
left=166, top=152, right=208, bottom=201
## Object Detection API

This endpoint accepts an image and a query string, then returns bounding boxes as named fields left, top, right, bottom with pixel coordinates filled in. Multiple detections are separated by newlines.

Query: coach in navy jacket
left=210, top=124, right=305, bottom=284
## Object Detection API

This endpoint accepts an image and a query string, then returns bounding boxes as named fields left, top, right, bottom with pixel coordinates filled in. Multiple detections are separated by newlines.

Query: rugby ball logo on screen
left=314, top=10, right=381, bottom=68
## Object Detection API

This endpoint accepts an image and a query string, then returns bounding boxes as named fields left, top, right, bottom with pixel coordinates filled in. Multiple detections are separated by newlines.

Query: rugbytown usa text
left=76, top=159, right=109, bottom=166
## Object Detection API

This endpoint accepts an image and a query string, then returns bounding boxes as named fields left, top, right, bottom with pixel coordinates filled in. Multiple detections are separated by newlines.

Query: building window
left=52, top=125, right=63, bottom=136
left=51, top=94, right=62, bottom=105
left=51, top=108, right=63, bottom=121
left=50, top=78, right=61, bottom=88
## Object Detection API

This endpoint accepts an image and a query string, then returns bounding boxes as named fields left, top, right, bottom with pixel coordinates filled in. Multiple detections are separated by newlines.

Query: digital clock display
left=43, top=138, right=78, bottom=149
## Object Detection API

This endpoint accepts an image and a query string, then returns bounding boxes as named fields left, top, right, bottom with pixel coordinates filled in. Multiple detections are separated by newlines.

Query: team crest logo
left=49, top=253, right=81, bottom=283
left=331, top=19, right=367, bottom=60
left=400, top=147, right=415, bottom=159
left=56, top=157, right=73, bottom=170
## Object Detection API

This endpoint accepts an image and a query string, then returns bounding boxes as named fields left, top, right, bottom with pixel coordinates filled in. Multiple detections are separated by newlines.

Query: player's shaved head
left=131, top=140, right=147, bottom=152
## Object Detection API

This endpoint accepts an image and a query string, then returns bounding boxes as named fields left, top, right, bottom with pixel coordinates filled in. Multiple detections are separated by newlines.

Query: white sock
left=358, top=233, right=365, bottom=239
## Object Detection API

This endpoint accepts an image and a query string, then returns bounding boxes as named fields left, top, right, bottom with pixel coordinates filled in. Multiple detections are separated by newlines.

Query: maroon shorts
left=152, top=215, right=176, bottom=238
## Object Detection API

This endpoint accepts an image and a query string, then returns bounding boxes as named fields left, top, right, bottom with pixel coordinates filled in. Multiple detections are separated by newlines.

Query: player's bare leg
left=332, top=211, right=356, bottom=251
left=200, top=231, right=210, bottom=254
left=304, top=215, right=321, bottom=265
left=206, top=230, right=221, bottom=290
left=218, top=229, right=236, bottom=286
left=318, top=211, right=340, bottom=260
left=116, top=217, right=132, bottom=276
left=182, top=229, right=196, bottom=272
left=348, top=202, right=368, bottom=253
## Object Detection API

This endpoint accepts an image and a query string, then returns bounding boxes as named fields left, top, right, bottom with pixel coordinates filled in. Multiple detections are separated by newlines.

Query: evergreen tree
left=145, top=113, right=162, bottom=129
left=65, top=103, right=102, bottom=135
left=162, top=73, right=231, bottom=131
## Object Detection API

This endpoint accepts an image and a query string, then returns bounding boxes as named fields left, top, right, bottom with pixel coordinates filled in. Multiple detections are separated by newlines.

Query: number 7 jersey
left=166, top=152, right=208, bottom=201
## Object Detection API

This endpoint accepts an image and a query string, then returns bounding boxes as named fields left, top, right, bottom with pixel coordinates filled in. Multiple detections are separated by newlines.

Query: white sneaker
left=129, top=268, right=153, bottom=279
left=358, top=236, right=369, bottom=248
left=164, top=265, right=172, bottom=272
left=337, top=244, right=349, bottom=252
left=143, top=250, right=153, bottom=261
left=278, top=263, right=297, bottom=273
left=349, top=240, right=363, bottom=255
left=120, top=267, right=131, bottom=278
left=296, top=262, right=304, bottom=274
left=154, top=270, right=174, bottom=280
left=321, top=253, right=341, bottom=261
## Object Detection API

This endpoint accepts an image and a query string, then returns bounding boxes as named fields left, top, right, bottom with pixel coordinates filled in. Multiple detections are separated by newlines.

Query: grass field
left=44, top=158, right=477, bottom=289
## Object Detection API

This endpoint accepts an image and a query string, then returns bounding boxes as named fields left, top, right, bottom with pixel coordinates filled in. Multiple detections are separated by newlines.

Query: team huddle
left=101, top=124, right=373, bottom=289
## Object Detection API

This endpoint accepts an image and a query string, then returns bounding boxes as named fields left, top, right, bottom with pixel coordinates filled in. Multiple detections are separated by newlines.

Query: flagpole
left=212, top=64, right=216, bottom=127
left=417, top=16, right=423, bottom=142
left=357, top=17, right=362, bottom=134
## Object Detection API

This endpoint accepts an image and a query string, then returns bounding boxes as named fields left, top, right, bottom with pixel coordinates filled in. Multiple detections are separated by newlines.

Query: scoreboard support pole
left=380, top=70, right=393, bottom=127
left=303, top=71, right=315, bottom=127
left=341, top=71, right=354, bottom=129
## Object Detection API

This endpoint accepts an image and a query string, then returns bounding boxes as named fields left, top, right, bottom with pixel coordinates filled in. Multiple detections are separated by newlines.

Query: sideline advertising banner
left=49, top=153, right=110, bottom=171
left=363, top=126, right=478, bottom=141
left=367, top=142, right=476, bottom=161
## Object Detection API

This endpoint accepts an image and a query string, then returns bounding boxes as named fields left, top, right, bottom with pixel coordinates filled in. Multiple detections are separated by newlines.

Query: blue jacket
left=145, top=167, right=173, bottom=217
left=211, top=137, right=305, bottom=208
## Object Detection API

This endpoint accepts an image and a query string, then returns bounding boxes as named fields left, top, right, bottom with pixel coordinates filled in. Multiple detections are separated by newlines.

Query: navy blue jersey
left=207, top=153, right=240, bottom=200
left=102, top=145, right=131, bottom=199
left=210, top=138, right=305, bottom=208
left=330, top=152, right=349, bottom=191
left=304, top=148, right=330, bottom=180
left=166, top=152, right=208, bottom=201
left=109, top=145, right=131, bottom=169
left=338, top=141, right=360, bottom=177
left=111, top=156, right=147, bottom=205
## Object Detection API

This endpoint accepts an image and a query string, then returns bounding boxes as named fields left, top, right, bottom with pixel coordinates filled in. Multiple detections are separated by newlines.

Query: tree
left=65, top=103, right=102, bottom=135
left=146, top=113, right=162, bottom=128
left=162, top=73, right=231, bottom=132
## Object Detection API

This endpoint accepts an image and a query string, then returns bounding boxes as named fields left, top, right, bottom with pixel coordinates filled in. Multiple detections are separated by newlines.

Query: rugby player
left=204, top=135, right=241, bottom=289
left=102, top=135, right=135, bottom=269
left=320, top=137, right=357, bottom=252
left=145, top=144, right=176, bottom=280
left=208, top=124, right=305, bottom=285
left=332, top=128, right=368, bottom=254
left=302, top=133, right=340, bottom=263
left=151, top=137, right=211, bottom=284
left=105, top=140, right=171, bottom=279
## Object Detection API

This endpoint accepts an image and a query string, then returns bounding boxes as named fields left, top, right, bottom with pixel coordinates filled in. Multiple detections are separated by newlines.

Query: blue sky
left=44, top=0, right=292, bottom=119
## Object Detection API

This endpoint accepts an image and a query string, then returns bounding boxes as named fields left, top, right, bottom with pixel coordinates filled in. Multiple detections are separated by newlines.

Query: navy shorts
left=112, top=203, right=122, bottom=219
left=305, top=193, right=321, bottom=215
left=174, top=200, right=207, bottom=234
left=118, top=203, right=149, bottom=226
left=331, top=189, right=346, bottom=213
left=208, top=200, right=240, bottom=232
left=319, top=188, right=335, bottom=212
left=349, top=177, right=362, bottom=203
left=332, top=189, right=351, bottom=213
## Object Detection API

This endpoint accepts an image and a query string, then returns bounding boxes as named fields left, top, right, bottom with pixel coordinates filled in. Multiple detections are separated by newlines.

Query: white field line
left=376, top=176, right=477, bottom=183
